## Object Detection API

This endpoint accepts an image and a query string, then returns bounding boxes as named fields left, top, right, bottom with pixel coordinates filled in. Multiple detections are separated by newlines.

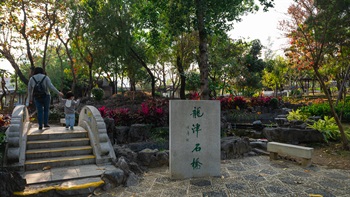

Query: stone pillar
left=169, top=100, right=220, bottom=179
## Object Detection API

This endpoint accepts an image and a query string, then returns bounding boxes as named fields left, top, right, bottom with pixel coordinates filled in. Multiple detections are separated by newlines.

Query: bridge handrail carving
left=4, top=105, right=30, bottom=171
left=78, top=105, right=116, bottom=164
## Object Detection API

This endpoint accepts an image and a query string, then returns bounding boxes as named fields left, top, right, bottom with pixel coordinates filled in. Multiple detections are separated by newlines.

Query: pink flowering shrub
left=217, top=95, right=234, bottom=110
left=250, top=96, right=272, bottom=107
left=99, top=106, right=133, bottom=126
left=188, top=92, right=200, bottom=100
left=233, top=96, right=247, bottom=109
left=136, top=99, right=169, bottom=126
left=98, top=98, right=169, bottom=126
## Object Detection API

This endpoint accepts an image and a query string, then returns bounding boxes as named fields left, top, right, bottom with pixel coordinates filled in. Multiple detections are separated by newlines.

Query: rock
left=101, top=169, right=126, bottom=190
left=124, top=141, right=169, bottom=152
left=115, top=126, right=129, bottom=144
left=262, top=127, right=324, bottom=144
left=137, top=148, right=169, bottom=168
left=275, top=117, right=288, bottom=127
left=115, top=156, right=130, bottom=174
left=252, top=120, right=264, bottom=131
left=221, top=136, right=251, bottom=159
left=250, top=141, right=267, bottom=150
left=126, top=172, right=139, bottom=187
left=0, top=171, right=26, bottom=197
left=113, top=145, right=138, bottom=162
left=128, top=124, right=151, bottom=142
left=129, top=162, right=144, bottom=174
left=104, top=117, right=116, bottom=144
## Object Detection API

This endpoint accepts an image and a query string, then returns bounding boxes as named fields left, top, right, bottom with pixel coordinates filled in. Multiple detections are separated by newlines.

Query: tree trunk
left=314, top=67, right=349, bottom=150
left=176, top=56, right=186, bottom=99
left=129, top=47, right=155, bottom=97
left=0, top=49, right=29, bottom=85
left=195, top=0, right=209, bottom=100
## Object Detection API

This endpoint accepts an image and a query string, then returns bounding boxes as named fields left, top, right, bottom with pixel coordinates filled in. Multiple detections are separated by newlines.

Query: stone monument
left=169, top=100, right=220, bottom=179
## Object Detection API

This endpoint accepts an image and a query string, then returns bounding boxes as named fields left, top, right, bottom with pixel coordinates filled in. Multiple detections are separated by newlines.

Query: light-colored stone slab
left=23, top=170, right=52, bottom=184
left=170, top=100, right=221, bottom=179
left=267, top=142, right=314, bottom=167
left=51, top=166, right=79, bottom=181
left=267, top=142, right=313, bottom=159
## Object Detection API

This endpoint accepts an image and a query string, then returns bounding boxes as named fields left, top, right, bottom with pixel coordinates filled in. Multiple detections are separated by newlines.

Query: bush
left=0, top=114, right=11, bottom=127
left=233, top=96, right=247, bottom=109
left=287, top=109, right=309, bottom=122
left=301, top=101, right=350, bottom=123
left=98, top=98, right=169, bottom=127
left=250, top=96, right=272, bottom=107
left=307, top=116, right=342, bottom=143
left=91, top=87, right=104, bottom=101
left=269, top=98, right=279, bottom=109
left=218, top=95, right=234, bottom=110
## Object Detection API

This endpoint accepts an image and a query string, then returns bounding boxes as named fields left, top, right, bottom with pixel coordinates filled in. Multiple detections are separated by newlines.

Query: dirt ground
left=310, top=142, right=350, bottom=170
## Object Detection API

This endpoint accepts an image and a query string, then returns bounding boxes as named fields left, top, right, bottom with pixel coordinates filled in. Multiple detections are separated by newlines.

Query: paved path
left=96, top=155, right=350, bottom=197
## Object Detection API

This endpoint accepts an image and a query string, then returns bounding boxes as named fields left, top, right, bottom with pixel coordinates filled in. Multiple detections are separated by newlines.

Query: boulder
left=262, top=127, right=324, bottom=144
left=128, top=124, right=151, bottom=142
left=137, top=148, right=169, bottom=168
left=115, top=126, right=129, bottom=144
left=101, top=168, right=126, bottom=190
left=0, top=171, right=26, bottom=197
left=220, top=136, right=251, bottom=159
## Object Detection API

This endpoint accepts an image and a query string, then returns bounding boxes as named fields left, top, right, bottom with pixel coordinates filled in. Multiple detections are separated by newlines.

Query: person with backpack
left=27, top=67, right=64, bottom=130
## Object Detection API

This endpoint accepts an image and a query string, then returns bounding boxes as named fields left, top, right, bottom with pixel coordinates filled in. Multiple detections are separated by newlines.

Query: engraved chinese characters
left=170, top=100, right=220, bottom=179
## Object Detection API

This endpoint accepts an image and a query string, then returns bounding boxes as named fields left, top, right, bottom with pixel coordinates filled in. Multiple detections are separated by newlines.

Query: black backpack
left=33, top=76, right=47, bottom=99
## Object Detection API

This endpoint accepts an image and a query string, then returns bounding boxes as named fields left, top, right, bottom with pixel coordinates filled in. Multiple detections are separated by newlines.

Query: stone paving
left=97, top=155, right=350, bottom=197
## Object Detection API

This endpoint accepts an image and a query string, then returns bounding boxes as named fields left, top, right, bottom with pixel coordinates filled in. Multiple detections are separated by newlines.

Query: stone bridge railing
left=5, top=105, right=30, bottom=171
left=78, top=105, right=116, bottom=164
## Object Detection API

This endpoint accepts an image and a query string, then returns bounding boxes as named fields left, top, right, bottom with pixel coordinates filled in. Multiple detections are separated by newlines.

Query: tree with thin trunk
left=283, top=0, right=350, bottom=149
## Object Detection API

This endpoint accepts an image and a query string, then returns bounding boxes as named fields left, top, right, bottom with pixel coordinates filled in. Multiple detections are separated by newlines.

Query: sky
left=1, top=0, right=294, bottom=74
left=229, top=0, right=293, bottom=57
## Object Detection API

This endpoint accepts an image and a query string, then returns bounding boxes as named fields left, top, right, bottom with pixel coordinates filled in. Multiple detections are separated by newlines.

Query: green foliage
left=269, top=97, right=279, bottom=109
left=301, top=102, right=330, bottom=118
left=287, top=109, right=309, bottom=122
left=307, top=116, right=340, bottom=143
left=301, top=102, right=350, bottom=123
left=150, top=127, right=169, bottom=143
left=91, top=87, right=104, bottom=101
left=0, top=132, right=6, bottom=146
left=185, top=72, right=201, bottom=92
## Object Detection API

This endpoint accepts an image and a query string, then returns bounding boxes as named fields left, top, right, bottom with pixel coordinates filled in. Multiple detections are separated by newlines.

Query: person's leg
left=34, top=98, right=43, bottom=129
left=68, top=114, right=75, bottom=130
left=65, top=114, right=69, bottom=129
left=43, top=95, right=51, bottom=126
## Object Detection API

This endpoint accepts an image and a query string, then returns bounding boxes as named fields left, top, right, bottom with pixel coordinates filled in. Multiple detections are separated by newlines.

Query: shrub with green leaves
left=269, top=97, right=279, bottom=109
left=91, top=87, right=104, bottom=101
left=301, top=101, right=350, bottom=123
left=287, top=109, right=309, bottom=122
left=307, top=116, right=340, bottom=143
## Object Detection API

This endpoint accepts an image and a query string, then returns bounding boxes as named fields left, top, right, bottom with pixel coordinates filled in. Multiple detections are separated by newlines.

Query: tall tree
left=0, top=0, right=67, bottom=85
left=136, top=0, right=274, bottom=99
left=283, top=0, right=350, bottom=149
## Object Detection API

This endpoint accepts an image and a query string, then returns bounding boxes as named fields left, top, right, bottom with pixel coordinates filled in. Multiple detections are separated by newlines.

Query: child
left=61, top=91, right=80, bottom=130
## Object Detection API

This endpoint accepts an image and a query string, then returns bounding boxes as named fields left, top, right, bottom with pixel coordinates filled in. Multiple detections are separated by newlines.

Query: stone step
left=25, top=155, right=96, bottom=171
left=26, top=146, right=93, bottom=160
left=26, top=138, right=90, bottom=149
left=13, top=177, right=104, bottom=197
left=15, top=164, right=118, bottom=196
left=27, top=130, right=88, bottom=141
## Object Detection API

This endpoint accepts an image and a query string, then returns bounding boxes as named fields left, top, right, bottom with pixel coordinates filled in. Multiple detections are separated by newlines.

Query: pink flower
left=141, top=102, right=149, bottom=115
left=155, top=107, right=163, bottom=115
